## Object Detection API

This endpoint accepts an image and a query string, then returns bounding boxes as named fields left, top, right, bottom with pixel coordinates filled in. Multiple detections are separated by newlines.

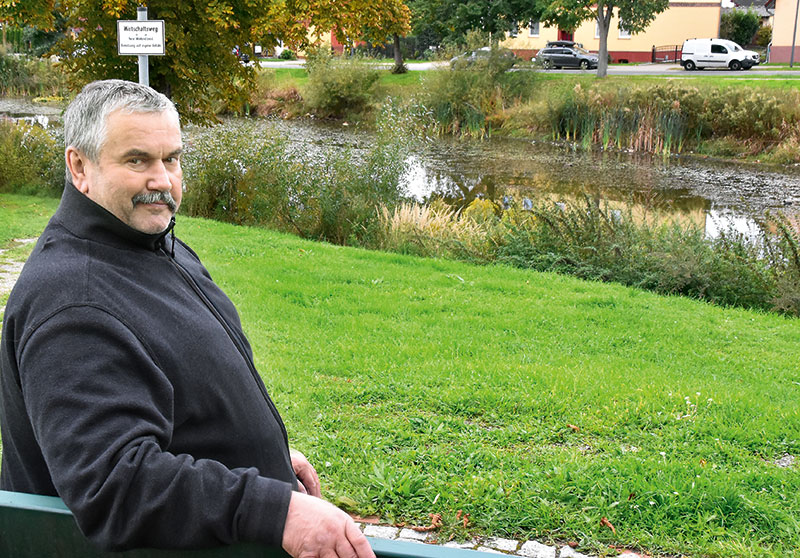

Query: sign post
left=117, top=6, right=165, bottom=86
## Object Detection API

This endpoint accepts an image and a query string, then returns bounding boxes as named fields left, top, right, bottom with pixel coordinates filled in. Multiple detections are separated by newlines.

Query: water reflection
left=264, top=119, right=800, bottom=236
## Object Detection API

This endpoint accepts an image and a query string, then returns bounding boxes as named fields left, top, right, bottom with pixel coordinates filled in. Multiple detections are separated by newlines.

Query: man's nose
left=147, top=160, right=173, bottom=191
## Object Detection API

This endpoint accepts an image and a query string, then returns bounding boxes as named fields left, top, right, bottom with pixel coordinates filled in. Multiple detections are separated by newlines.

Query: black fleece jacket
left=0, top=184, right=297, bottom=550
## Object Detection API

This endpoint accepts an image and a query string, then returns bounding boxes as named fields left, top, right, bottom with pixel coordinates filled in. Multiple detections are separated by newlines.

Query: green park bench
left=0, top=490, right=490, bottom=558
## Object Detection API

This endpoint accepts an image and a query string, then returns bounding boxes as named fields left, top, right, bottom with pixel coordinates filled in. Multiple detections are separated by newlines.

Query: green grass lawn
left=1, top=194, right=799, bottom=558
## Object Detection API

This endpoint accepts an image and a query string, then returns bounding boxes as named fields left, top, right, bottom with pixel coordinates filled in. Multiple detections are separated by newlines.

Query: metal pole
left=137, top=6, right=149, bottom=86
left=792, top=0, right=800, bottom=68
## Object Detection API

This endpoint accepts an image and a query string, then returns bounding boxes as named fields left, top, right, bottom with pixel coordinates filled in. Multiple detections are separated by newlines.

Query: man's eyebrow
left=121, top=148, right=183, bottom=158
left=121, top=149, right=151, bottom=158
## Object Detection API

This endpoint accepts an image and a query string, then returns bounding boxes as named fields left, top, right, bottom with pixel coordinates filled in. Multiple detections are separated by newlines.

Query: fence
left=651, top=45, right=682, bottom=63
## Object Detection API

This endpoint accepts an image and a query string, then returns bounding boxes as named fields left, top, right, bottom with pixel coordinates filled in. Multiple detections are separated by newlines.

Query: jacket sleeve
left=16, top=304, right=293, bottom=551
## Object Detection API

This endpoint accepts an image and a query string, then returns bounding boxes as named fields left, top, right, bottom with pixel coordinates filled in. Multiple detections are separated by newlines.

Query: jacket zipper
left=165, top=252, right=290, bottom=447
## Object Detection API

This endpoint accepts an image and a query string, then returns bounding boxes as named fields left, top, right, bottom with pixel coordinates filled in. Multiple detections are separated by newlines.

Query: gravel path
left=0, top=238, right=36, bottom=315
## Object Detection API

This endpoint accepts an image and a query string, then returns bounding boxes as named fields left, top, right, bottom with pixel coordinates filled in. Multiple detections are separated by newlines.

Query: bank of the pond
left=1, top=194, right=798, bottom=558
left=252, top=66, right=800, bottom=164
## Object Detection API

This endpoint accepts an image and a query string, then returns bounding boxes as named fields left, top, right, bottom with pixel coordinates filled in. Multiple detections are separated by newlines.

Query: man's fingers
left=345, top=520, right=375, bottom=558
left=297, top=480, right=308, bottom=494
left=335, top=532, right=359, bottom=558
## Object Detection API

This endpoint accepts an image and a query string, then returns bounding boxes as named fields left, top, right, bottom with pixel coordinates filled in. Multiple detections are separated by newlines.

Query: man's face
left=69, top=109, right=183, bottom=234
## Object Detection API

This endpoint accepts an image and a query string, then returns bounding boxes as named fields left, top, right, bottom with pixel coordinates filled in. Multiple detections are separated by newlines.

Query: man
left=0, top=79, right=374, bottom=558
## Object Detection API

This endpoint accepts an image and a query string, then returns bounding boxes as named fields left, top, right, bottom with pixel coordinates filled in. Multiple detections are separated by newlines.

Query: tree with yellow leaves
left=2, top=0, right=410, bottom=122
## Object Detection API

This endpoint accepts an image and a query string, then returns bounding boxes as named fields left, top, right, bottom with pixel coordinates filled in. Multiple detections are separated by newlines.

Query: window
left=510, top=21, right=518, bottom=38
left=619, top=21, right=630, bottom=39
left=595, top=22, right=600, bottom=39
left=529, top=20, right=540, bottom=37
left=711, top=44, right=728, bottom=54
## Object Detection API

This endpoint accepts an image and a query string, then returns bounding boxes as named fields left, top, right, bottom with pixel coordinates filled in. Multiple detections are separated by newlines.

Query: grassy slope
left=2, top=195, right=799, bottom=557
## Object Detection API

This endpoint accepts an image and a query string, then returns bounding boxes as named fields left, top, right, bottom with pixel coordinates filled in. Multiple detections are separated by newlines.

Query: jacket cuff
left=237, top=476, right=294, bottom=547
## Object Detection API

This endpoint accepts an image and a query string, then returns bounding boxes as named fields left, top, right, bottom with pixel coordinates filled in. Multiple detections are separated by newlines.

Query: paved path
left=259, top=58, right=800, bottom=77
left=354, top=520, right=652, bottom=558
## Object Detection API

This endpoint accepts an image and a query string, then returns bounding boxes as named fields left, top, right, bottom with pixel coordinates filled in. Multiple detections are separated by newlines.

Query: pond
left=264, top=118, right=800, bottom=238
left=5, top=99, right=800, bottom=238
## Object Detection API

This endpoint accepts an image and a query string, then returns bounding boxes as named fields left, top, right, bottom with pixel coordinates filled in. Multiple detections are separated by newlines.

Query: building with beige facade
left=501, top=1, right=723, bottom=62
left=769, top=0, right=800, bottom=62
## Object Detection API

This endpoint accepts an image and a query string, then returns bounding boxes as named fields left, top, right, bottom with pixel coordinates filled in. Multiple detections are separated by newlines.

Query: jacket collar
left=53, top=184, right=175, bottom=252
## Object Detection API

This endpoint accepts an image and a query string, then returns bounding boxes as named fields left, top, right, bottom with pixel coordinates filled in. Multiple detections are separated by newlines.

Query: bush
left=303, top=48, right=381, bottom=119
left=419, top=46, right=538, bottom=138
left=279, top=49, right=296, bottom=60
left=0, top=120, right=63, bottom=196
left=755, top=25, right=772, bottom=49
left=720, top=9, right=761, bottom=47
left=0, top=52, right=68, bottom=97
left=182, top=111, right=412, bottom=245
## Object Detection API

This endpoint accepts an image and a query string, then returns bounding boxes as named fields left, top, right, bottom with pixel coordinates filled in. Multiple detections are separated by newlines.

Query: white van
left=681, top=38, right=760, bottom=71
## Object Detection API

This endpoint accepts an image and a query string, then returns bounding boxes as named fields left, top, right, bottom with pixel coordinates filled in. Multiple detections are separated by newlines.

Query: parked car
left=232, top=45, right=250, bottom=63
left=450, top=46, right=518, bottom=69
left=545, top=40, right=585, bottom=49
left=535, top=45, right=598, bottom=70
left=680, top=38, right=760, bottom=71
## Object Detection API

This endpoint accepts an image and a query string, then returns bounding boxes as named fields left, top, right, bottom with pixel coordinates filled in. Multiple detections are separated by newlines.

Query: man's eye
left=129, top=158, right=143, bottom=165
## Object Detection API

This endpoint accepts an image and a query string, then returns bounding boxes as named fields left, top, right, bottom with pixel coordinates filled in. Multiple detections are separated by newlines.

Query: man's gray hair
left=63, top=80, right=179, bottom=179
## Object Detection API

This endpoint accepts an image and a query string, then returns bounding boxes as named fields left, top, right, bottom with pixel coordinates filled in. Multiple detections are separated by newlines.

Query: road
left=259, top=59, right=800, bottom=78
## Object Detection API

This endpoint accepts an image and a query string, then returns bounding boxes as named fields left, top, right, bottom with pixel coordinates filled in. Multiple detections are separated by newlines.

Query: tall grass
left=502, top=82, right=800, bottom=160
left=0, top=52, right=68, bottom=97
left=379, top=196, right=800, bottom=317
left=418, top=48, right=539, bottom=139
left=182, top=106, right=413, bottom=245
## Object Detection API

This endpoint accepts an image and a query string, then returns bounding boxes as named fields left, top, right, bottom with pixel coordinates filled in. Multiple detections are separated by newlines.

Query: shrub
left=720, top=9, right=761, bottom=47
left=303, top=49, right=381, bottom=119
left=419, top=46, right=538, bottom=138
left=182, top=112, right=411, bottom=245
left=0, top=53, right=68, bottom=97
left=0, top=120, right=63, bottom=196
left=754, top=25, right=772, bottom=49
left=279, top=49, right=296, bottom=60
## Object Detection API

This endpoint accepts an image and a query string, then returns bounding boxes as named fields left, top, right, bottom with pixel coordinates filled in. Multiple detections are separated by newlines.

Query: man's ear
left=65, top=147, right=91, bottom=193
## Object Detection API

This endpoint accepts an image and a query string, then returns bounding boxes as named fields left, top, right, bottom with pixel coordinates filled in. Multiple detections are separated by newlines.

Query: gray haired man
left=0, top=80, right=373, bottom=558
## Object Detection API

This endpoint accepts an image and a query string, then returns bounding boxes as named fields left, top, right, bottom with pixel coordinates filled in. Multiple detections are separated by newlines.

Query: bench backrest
left=0, top=490, right=489, bottom=558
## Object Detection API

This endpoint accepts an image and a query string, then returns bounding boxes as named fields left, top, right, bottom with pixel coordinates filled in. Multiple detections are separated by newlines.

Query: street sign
left=117, top=19, right=165, bottom=56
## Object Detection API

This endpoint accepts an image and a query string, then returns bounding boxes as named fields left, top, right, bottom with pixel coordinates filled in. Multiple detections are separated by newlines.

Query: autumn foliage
left=1, top=0, right=410, bottom=123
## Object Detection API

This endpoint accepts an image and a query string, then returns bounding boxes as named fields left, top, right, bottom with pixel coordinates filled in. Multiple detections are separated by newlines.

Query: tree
left=407, top=0, right=538, bottom=47
left=720, top=8, right=761, bottom=47
left=1, top=0, right=411, bottom=123
left=538, top=0, right=669, bottom=78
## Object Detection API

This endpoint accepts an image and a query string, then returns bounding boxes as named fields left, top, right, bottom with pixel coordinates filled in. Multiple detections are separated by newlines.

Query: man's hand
left=290, top=449, right=321, bottom=498
left=282, top=492, right=375, bottom=558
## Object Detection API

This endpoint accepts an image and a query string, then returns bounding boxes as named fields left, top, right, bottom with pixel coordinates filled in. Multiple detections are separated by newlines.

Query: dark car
left=545, top=40, right=584, bottom=48
left=535, top=45, right=598, bottom=70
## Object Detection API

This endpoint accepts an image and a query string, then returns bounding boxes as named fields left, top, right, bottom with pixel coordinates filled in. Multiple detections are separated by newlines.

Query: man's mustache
left=132, top=191, right=178, bottom=213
